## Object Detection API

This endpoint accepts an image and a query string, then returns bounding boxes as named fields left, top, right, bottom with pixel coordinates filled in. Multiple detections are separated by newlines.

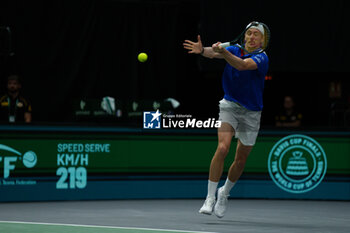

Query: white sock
left=207, top=180, right=218, bottom=199
left=222, top=178, right=236, bottom=195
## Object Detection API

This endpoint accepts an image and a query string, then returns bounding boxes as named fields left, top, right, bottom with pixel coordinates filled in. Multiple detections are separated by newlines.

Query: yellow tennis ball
left=138, top=52, right=148, bottom=62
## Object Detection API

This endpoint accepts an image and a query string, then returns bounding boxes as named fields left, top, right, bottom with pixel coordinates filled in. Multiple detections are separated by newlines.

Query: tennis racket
left=220, top=21, right=270, bottom=55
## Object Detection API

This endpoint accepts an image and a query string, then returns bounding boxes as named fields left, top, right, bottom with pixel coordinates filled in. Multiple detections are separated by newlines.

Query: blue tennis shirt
left=222, top=46, right=269, bottom=111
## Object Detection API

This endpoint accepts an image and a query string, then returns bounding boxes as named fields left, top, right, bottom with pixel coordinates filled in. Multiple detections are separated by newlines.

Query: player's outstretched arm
left=183, top=35, right=223, bottom=59
left=212, top=42, right=257, bottom=70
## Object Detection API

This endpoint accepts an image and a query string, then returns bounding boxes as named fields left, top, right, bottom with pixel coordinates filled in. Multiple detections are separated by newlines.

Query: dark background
left=0, top=0, right=349, bottom=128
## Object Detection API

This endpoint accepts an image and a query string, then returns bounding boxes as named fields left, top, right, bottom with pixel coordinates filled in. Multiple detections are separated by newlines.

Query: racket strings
left=262, top=24, right=270, bottom=50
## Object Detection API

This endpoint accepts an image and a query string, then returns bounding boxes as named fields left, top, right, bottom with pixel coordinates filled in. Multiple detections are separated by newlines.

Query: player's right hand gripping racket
left=220, top=21, right=270, bottom=55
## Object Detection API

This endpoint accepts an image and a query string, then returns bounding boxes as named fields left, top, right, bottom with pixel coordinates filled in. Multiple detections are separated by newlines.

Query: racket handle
left=220, top=42, right=231, bottom=48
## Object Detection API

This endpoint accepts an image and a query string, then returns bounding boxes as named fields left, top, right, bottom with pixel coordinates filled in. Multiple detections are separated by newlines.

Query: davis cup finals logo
left=268, top=134, right=327, bottom=194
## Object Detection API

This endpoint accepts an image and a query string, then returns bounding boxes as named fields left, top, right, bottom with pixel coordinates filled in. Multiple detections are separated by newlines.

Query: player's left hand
left=212, top=42, right=224, bottom=53
left=183, top=35, right=203, bottom=54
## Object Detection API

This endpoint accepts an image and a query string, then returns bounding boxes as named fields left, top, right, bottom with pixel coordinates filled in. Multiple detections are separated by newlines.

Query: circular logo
left=22, top=151, right=38, bottom=168
left=268, top=134, right=327, bottom=194
left=17, top=102, right=24, bottom=108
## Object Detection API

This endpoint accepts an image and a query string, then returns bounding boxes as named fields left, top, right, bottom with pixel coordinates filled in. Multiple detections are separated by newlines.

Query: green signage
left=1, top=132, right=349, bottom=192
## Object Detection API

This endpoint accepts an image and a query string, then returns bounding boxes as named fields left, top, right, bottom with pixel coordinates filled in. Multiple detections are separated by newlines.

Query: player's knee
left=216, top=143, right=230, bottom=158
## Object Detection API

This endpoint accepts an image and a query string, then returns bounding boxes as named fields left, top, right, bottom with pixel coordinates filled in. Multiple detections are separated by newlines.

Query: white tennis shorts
left=218, top=98, right=261, bottom=146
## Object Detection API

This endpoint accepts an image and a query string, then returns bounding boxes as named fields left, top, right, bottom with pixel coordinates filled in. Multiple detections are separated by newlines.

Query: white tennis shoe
left=199, top=197, right=216, bottom=215
left=214, top=187, right=229, bottom=218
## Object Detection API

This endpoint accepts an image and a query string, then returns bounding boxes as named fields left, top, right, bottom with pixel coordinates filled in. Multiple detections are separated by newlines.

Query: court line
left=0, top=220, right=217, bottom=233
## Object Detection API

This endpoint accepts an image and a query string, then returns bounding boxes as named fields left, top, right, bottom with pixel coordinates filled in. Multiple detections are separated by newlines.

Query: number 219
left=56, top=167, right=87, bottom=189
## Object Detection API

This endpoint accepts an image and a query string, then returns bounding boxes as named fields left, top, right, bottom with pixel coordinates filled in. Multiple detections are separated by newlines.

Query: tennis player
left=183, top=22, right=269, bottom=218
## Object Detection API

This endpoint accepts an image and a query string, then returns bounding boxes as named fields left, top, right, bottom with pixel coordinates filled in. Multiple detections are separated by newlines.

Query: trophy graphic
left=286, top=151, right=309, bottom=176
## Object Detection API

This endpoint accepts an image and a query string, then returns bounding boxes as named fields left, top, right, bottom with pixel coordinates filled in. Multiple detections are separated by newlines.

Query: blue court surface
left=0, top=199, right=349, bottom=233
